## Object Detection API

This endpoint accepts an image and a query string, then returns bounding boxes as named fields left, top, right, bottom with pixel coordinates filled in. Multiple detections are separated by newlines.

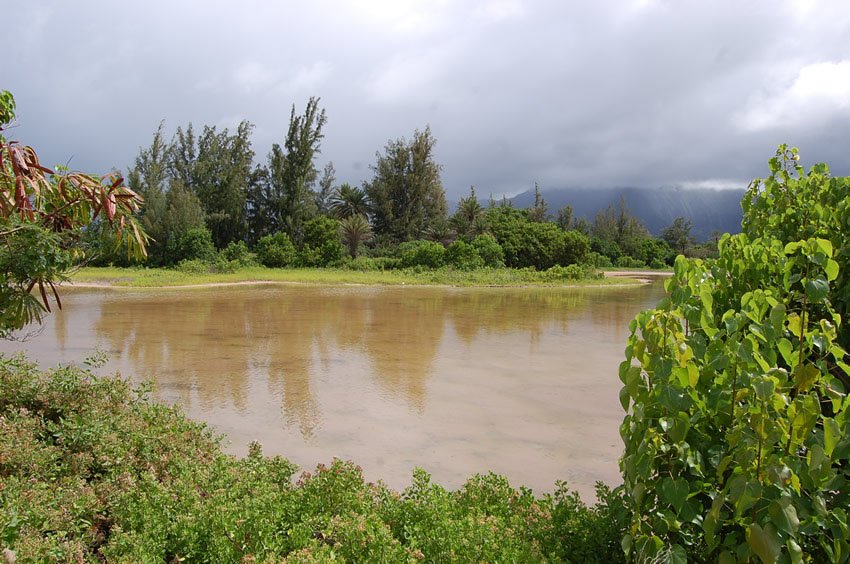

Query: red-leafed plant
left=0, top=90, right=148, bottom=335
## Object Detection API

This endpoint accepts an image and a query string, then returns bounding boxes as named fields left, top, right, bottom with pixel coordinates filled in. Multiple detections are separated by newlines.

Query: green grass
left=70, top=266, right=643, bottom=288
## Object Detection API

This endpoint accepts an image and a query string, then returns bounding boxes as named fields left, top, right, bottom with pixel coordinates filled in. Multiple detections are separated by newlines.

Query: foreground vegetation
left=0, top=355, right=627, bottom=562
left=620, top=146, right=850, bottom=562
left=70, top=265, right=640, bottom=288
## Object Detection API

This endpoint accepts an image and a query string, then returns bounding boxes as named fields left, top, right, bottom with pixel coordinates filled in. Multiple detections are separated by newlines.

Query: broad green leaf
left=805, top=277, right=829, bottom=302
left=768, top=497, right=800, bottom=536
left=754, top=378, right=775, bottom=401
left=747, top=523, right=781, bottom=564
left=700, top=285, right=714, bottom=313
left=786, top=313, right=802, bottom=337
left=815, top=238, right=833, bottom=257
left=769, top=303, right=786, bottom=330
left=777, top=338, right=794, bottom=367
left=660, top=477, right=689, bottom=513
left=793, top=364, right=820, bottom=392
left=825, top=258, right=839, bottom=282
left=669, top=544, right=687, bottom=564
left=700, top=307, right=718, bottom=338
left=787, top=539, right=803, bottom=564
left=824, top=418, right=841, bottom=456
left=687, top=363, right=699, bottom=387
left=619, top=386, right=630, bottom=411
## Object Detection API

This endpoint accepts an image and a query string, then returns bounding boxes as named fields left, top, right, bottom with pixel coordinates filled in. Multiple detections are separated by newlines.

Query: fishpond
left=0, top=278, right=666, bottom=499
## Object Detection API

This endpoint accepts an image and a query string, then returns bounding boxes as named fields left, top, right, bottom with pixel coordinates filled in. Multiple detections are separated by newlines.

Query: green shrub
left=398, top=240, right=446, bottom=269
left=614, top=255, right=645, bottom=268
left=584, top=251, right=613, bottom=268
left=255, top=232, right=296, bottom=268
left=562, top=229, right=591, bottom=265
left=220, top=240, right=256, bottom=267
left=445, top=240, right=484, bottom=270
left=540, top=264, right=598, bottom=281
left=470, top=234, right=505, bottom=267
left=1, top=355, right=625, bottom=562
left=174, top=227, right=216, bottom=263
left=299, top=216, right=345, bottom=267
left=620, top=146, right=850, bottom=562
left=485, top=207, right=590, bottom=269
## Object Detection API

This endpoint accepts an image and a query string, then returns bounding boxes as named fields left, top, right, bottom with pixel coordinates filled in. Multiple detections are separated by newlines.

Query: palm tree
left=424, top=218, right=456, bottom=247
left=339, top=214, right=373, bottom=258
left=451, top=186, right=484, bottom=238
left=329, top=183, right=369, bottom=219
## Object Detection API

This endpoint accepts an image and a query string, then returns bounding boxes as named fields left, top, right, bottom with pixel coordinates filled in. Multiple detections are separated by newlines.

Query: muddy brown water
left=0, top=279, right=666, bottom=499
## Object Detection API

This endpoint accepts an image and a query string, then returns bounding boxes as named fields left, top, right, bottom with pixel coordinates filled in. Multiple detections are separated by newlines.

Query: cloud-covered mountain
left=510, top=187, right=745, bottom=241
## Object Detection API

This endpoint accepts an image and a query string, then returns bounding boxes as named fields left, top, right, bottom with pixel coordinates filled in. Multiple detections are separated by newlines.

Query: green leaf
left=825, top=258, right=839, bottom=282
left=824, top=418, right=841, bottom=456
left=687, top=363, right=699, bottom=388
left=660, top=477, right=689, bottom=513
left=748, top=523, right=781, bottom=563
left=793, top=364, right=820, bottom=392
left=787, top=539, right=803, bottom=564
left=786, top=313, right=802, bottom=338
left=815, top=238, right=833, bottom=257
left=700, top=285, right=714, bottom=313
left=769, top=304, right=786, bottom=330
left=669, top=544, right=687, bottom=564
left=700, top=307, right=718, bottom=339
left=805, top=277, right=829, bottom=302
left=619, top=386, right=630, bottom=411
left=768, top=497, right=800, bottom=536
left=777, top=338, right=794, bottom=367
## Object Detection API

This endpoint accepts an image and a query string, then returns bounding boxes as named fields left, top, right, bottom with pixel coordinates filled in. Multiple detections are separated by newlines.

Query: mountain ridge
left=505, top=186, right=745, bottom=241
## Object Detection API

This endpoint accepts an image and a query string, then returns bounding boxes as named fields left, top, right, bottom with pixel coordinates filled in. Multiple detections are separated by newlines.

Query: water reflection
left=1, top=280, right=666, bottom=498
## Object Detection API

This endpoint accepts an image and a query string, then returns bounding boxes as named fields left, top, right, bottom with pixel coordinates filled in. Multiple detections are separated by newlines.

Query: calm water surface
left=0, top=280, right=666, bottom=498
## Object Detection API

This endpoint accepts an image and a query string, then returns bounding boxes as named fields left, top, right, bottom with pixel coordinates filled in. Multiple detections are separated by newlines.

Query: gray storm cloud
left=6, top=0, right=850, bottom=199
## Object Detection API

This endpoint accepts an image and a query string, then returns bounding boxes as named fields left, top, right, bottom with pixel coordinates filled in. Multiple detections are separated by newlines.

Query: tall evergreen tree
left=527, top=182, right=548, bottom=222
left=193, top=121, right=254, bottom=248
left=127, top=124, right=210, bottom=265
left=364, top=126, right=447, bottom=242
left=166, top=121, right=254, bottom=249
left=128, top=122, right=170, bottom=262
left=264, top=97, right=327, bottom=244
left=315, top=161, right=336, bottom=215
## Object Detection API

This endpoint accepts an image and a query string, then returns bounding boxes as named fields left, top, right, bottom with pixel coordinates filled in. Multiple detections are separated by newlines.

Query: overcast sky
left=6, top=0, right=850, bottom=199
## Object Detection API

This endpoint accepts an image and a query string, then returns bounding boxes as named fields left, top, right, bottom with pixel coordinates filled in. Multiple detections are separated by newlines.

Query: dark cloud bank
left=6, top=0, right=850, bottom=200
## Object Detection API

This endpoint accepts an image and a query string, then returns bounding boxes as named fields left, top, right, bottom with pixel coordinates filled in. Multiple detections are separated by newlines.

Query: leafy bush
left=485, top=208, right=590, bottom=269
left=540, top=264, right=599, bottom=281
left=220, top=240, right=256, bottom=267
left=470, top=234, right=505, bottom=267
left=562, top=229, right=591, bottom=265
left=620, top=146, right=850, bottom=562
left=614, top=255, right=646, bottom=268
left=636, top=237, right=673, bottom=267
left=299, top=216, right=345, bottom=267
left=584, top=251, right=613, bottom=269
left=1, top=355, right=626, bottom=561
left=591, top=236, right=623, bottom=262
left=174, top=227, right=216, bottom=263
left=398, top=239, right=446, bottom=269
left=445, top=240, right=484, bottom=270
left=255, top=232, right=296, bottom=268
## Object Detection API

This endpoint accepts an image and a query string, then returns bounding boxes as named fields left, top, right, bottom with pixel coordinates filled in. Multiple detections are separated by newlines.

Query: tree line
left=89, top=97, right=711, bottom=272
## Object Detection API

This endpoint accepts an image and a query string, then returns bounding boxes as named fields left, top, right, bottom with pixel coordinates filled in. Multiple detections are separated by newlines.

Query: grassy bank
left=69, top=265, right=644, bottom=288
left=0, top=355, right=627, bottom=561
